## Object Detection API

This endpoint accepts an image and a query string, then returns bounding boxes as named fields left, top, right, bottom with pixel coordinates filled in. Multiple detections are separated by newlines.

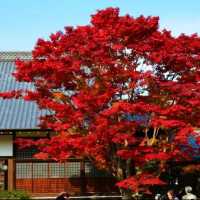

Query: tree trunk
left=119, top=159, right=135, bottom=200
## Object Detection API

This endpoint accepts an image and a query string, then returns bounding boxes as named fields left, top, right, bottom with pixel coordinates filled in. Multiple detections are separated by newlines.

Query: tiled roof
left=0, top=52, right=47, bottom=130
left=0, top=51, right=32, bottom=61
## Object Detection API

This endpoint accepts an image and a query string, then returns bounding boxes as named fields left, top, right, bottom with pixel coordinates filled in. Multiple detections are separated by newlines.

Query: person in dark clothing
left=56, top=192, right=69, bottom=200
left=161, top=190, right=179, bottom=200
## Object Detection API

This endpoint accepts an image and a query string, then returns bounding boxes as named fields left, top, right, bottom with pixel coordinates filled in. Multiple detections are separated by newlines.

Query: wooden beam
left=7, top=158, right=15, bottom=191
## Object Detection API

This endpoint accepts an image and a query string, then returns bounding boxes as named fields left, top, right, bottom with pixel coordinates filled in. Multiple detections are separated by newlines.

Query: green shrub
left=0, top=190, right=30, bottom=200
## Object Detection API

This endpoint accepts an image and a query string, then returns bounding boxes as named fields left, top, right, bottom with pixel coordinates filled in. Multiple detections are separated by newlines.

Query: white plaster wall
left=0, top=135, right=13, bottom=157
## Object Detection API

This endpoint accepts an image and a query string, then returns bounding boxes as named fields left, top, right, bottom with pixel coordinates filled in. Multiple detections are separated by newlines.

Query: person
left=182, top=186, right=197, bottom=200
left=155, top=193, right=162, bottom=200
left=56, top=192, right=69, bottom=200
left=161, top=190, right=179, bottom=200
left=177, top=188, right=185, bottom=200
left=195, top=178, right=200, bottom=198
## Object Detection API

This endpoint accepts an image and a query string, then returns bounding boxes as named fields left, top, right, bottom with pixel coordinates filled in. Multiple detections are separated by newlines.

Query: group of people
left=55, top=186, right=197, bottom=200
left=56, top=192, right=70, bottom=200
left=155, top=186, right=197, bottom=200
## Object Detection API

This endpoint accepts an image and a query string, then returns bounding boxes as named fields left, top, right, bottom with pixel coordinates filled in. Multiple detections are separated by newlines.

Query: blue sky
left=0, top=0, right=200, bottom=51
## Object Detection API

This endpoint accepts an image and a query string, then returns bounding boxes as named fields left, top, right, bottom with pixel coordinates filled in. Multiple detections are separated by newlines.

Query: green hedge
left=0, top=191, right=30, bottom=200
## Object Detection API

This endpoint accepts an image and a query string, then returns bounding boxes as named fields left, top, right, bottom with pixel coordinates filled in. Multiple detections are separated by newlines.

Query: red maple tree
left=2, top=8, right=200, bottom=198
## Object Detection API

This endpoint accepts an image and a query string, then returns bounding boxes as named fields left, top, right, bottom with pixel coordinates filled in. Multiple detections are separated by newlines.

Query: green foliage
left=0, top=190, right=30, bottom=200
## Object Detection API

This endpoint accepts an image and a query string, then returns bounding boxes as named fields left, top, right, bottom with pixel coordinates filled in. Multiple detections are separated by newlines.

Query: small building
left=0, top=52, right=117, bottom=196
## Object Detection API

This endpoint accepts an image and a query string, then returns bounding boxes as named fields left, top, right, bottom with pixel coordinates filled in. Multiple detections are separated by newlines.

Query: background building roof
left=0, top=52, right=47, bottom=130
left=0, top=51, right=32, bottom=61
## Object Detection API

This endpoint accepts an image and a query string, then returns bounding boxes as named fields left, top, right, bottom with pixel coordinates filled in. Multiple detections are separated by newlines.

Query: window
left=16, top=161, right=81, bottom=179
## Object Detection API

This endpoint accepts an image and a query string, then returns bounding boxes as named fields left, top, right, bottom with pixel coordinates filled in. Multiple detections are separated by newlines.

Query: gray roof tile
left=0, top=59, right=47, bottom=130
left=0, top=52, right=32, bottom=61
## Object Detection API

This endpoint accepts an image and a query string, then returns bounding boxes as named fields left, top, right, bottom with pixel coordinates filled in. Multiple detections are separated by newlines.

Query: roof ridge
left=0, top=51, right=32, bottom=61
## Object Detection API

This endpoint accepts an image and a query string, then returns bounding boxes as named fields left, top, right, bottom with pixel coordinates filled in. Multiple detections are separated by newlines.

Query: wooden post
left=80, top=160, right=86, bottom=195
left=7, top=158, right=15, bottom=191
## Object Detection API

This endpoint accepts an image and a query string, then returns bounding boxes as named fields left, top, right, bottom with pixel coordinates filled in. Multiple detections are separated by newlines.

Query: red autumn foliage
left=117, top=173, right=166, bottom=192
left=1, top=8, right=200, bottom=193
left=0, top=90, right=22, bottom=99
left=182, top=164, right=200, bottom=173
